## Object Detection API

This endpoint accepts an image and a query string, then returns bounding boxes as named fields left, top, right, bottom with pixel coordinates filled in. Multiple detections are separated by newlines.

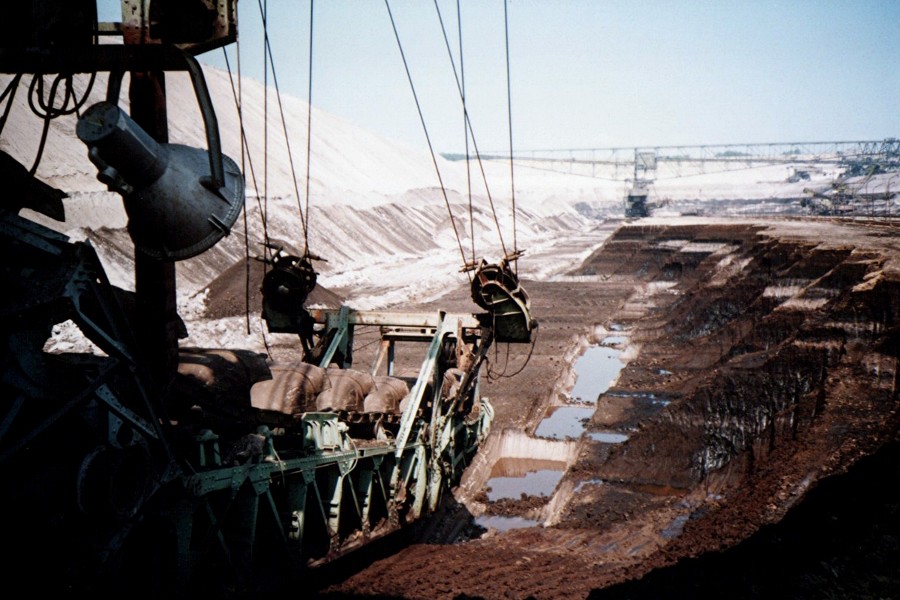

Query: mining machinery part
left=263, top=250, right=317, bottom=321
left=1, top=211, right=495, bottom=594
left=263, top=252, right=317, bottom=312
left=261, top=247, right=331, bottom=362
left=470, top=258, right=536, bottom=343
left=77, top=100, right=244, bottom=260
left=75, top=52, right=244, bottom=261
left=0, top=149, right=66, bottom=221
left=0, top=209, right=182, bottom=592
left=1, top=3, right=501, bottom=594
left=120, top=0, right=238, bottom=54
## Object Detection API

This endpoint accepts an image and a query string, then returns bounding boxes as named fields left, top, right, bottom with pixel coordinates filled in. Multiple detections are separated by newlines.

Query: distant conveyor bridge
left=468, top=139, right=899, bottom=166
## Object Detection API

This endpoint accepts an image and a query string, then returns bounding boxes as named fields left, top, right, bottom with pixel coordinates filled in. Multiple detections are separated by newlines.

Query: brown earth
left=310, top=217, right=900, bottom=600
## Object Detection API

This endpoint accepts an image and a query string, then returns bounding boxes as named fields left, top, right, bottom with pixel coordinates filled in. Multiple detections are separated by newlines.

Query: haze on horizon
left=100, top=1, right=900, bottom=155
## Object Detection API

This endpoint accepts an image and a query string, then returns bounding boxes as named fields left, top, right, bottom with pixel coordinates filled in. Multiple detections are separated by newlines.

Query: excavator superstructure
left=0, top=1, right=533, bottom=595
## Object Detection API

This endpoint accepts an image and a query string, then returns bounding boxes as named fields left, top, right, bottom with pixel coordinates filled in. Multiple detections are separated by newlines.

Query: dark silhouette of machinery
left=0, top=1, right=534, bottom=596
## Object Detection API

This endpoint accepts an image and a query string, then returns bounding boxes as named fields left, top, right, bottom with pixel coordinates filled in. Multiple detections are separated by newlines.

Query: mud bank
left=320, top=217, right=900, bottom=600
left=590, top=440, right=900, bottom=600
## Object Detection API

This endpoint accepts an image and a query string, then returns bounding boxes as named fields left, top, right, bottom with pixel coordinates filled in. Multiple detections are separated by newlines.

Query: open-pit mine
left=321, top=216, right=900, bottom=600
left=2, top=4, right=897, bottom=598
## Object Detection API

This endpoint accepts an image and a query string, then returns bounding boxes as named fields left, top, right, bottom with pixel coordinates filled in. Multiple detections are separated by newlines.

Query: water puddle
left=485, top=457, right=567, bottom=501
left=535, top=406, right=595, bottom=440
left=605, top=391, right=671, bottom=408
left=535, top=341, right=629, bottom=440
left=661, top=514, right=690, bottom=539
left=475, top=515, right=540, bottom=532
left=479, top=328, right=654, bottom=519
left=628, top=541, right=652, bottom=556
left=574, top=478, right=604, bottom=493
left=588, top=431, right=630, bottom=443
left=569, top=345, right=626, bottom=403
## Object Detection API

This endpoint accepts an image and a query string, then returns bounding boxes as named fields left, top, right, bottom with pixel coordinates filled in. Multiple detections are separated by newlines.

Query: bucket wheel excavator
left=0, top=1, right=535, bottom=596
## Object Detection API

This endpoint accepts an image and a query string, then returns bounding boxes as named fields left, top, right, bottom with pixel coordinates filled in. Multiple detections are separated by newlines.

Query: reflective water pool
left=485, top=457, right=567, bottom=501
left=588, top=431, right=630, bottom=443
left=569, top=345, right=626, bottom=404
left=475, top=515, right=541, bottom=532
left=534, top=406, right=595, bottom=440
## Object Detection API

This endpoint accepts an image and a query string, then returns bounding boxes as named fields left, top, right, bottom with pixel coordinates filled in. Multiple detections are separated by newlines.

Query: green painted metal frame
left=1, top=240, right=494, bottom=589
left=161, top=306, right=494, bottom=586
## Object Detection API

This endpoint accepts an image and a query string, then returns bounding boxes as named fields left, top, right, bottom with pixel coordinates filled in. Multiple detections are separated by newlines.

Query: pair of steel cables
left=221, top=0, right=315, bottom=339
left=386, top=0, right=520, bottom=278
left=223, top=1, right=525, bottom=362
left=391, top=0, right=535, bottom=379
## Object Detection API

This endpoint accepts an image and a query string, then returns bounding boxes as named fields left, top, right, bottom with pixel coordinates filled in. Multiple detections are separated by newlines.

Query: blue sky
left=98, top=1, right=899, bottom=153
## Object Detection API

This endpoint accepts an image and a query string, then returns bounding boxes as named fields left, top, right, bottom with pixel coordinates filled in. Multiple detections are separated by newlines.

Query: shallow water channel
left=484, top=457, right=568, bottom=501
left=535, top=340, right=627, bottom=439
left=477, top=337, right=632, bottom=531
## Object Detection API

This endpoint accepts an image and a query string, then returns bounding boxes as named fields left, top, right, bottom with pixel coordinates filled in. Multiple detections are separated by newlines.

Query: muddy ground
left=303, top=216, right=900, bottom=600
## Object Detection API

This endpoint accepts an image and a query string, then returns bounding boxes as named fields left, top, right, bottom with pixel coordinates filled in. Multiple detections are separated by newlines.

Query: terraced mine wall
left=322, top=218, right=900, bottom=600
left=557, top=221, right=898, bottom=541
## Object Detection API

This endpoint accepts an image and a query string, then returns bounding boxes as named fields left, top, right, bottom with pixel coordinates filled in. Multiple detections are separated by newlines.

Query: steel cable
left=222, top=48, right=268, bottom=335
left=384, top=0, right=471, bottom=280
left=503, top=0, right=518, bottom=273
left=456, top=0, right=476, bottom=267
left=256, top=0, right=310, bottom=249
left=303, top=0, right=315, bottom=254
left=432, top=0, right=508, bottom=261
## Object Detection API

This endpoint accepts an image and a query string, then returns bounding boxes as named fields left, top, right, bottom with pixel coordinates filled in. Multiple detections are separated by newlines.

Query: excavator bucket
left=470, top=259, right=536, bottom=343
